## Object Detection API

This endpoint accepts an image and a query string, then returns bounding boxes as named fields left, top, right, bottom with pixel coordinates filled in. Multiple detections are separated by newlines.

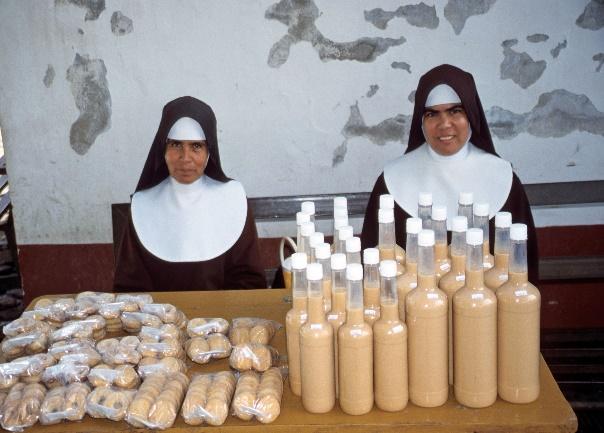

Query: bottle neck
left=380, top=300, right=399, bottom=321
left=379, top=221, right=395, bottom=247
left=346, top=251, right=361, bottom=265
left=509, top=239, right=528, bottom=274
left=507, top=270, right=528, bottom=284
left=418, top=244, right=434, bottom=276
left=332, top=289, right=346, bottom=312
left=466, top=243, right=483, bottom=272
left=493, top=252, right=509, bottom=270
left=458, top=204, right=473, bottom=227
left=494, top=227, right=510, bottom=255
left=465, top=268, right=485, bottom=289
left=292, top=268, right=307, bottom=295
left=434, top=242, right=448, bottom=261
left=363, top=263, right=379, bottom=289
left=433, top=219, right=447, bottom=244
left=450, top=253, right=465, bottom=273
left=451, top=230, right=466, bottom=256
left=292, top=293, right=307, bottom=311
left=307, top=285, right=325, bottom=323
left=405, top=234, right=418, bottom=263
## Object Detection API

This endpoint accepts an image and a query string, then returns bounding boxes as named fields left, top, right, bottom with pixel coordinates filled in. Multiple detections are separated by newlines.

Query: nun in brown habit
left=114, top=96, right=266, bottom=291
left=361, top=64, right=539, bottom=283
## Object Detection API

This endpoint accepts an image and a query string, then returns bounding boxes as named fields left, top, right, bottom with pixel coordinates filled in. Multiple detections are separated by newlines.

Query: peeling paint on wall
left=366, top=85, right=379, bottom=98
left=486, top=89, right=604, bottom=139
left=66, top=54, right=111, bottom=155
left=55, top=0, right=105, bottom=21
left=593, top=53, right=604, bottom=72
left=576, top=0, right=604, bottom=30
left=500, top=40, right=546, bottom=88
left=391, top=61, right=411, bottom=72
left=526, top=33, right=549, bottom=43
left=77, top=28, right=84, bottom=35
left=43, top=65, right=55, bottom=88
left=550, top=39, right=567, bottom=59
left=444, top=0, right=497, bottom=35
left=111, top=11, right=133, bottom=36
left=364, top=3, right=439, bottom=30
left=265, top=0, right=405, bottom=68
left=408, top=91, right=416, bottom=103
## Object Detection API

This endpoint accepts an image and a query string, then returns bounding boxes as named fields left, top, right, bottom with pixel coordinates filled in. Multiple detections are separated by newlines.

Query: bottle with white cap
left=363, top=248, right=381, bottom=326
left=379, top=195, right=406, bottom=265
left=485, top=212, right=512, bottom=290
left=285, top=252, right=308, bottom=396
left=473, top=203, right=494, bottom=269
left=438, top=215, right=468, bottom=385
left=418, top=192, right=433, bottom=230
left=345, top=236, right=362, bottom=265
left=397, top=218, right=422, bottom=322
left=296, top=211, right=311, bottom=249
left=327, top=253, right=347, bottom=398
left=406, top=229, right=448, bottom=408
left=300, top=263, right=335, bottom=413
left=301, top=201, right=316, bottom=223
left=458, top=192, right=474, bottom=229
left=453, top=228, right=497, bottom=408
left=338, top=263, right=373, bottom=415
left=298, top=221, right=315, bottom=258
left=379, top=194, right=394, bottom=211
left=333, top=196, right=348, bottom=236
left=378, top=208, right=396, bottom=262
left=308, top=232, right=324, bottom=263
left=432, top=205, right=451, bottom=284
left=374, top=259, right=408, bottom=412
left=315, top=243, right=332, bottom=312
left=333, top=207, right=348, bottom=245
left=335, top=225, right=353, bottom=255
left=497, top=223, right=540, bottom=404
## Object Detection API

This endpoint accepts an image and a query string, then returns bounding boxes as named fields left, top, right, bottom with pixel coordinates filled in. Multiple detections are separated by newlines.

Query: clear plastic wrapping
left=2, top=317, right=51, bottom=338
left=32, top=298, right=75, bottom=324
left=98, top=301, right=139, bottom=320
left=139, top=324, right=184, bottom=344
left=228, top=317, right=281, bottom=346
left=186, top=317, right=229, bottom=337
left=39, top=382, right=90, bottom=424
left=120, top=311, right=163, bottom=332
left=88, top=364, right=140, bottom=389
left=75, top=291, right=115, bottom=304
left=41, top=361, right=89, bottom=388
left=96, top=336, right=141, bottom=365
left=64, top=300, right=99, bottom=320
left=185, top=334, right=232, bottom=364
left=3, top=354, right=56, bottom=385
left=232, top=368, right=284, bottom=424
left=182, top=371, right=236, bottom=426
left=48, top=338, right=97, bottom=361
left=229, top=343, right=279, bottom=372
left=1, top=330, right=50, bottom=360
left=0, top=382, right=47, bottom=431
left=85, top=386, right=135, bottom=421
left=137, top=356, right=187, bottom=379
left=50, top=322, right=96, bottom=343
left=115, top=293, right=154, bottom=308
left=138, top=339, right=184, bottom=359
left=140, top=303, right=186, bottom=326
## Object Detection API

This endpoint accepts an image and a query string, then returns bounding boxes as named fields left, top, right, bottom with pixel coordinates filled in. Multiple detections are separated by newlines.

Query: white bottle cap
left=451, top=216, right=468, bottom=232
left=309, top=232, right=324, bottom=248
left=346, top=237, right=361, bottom=253
left=378, top=208, right=394, bottom=224
left=495, top=211, right=512, bottom=228
left=338, top=225, right=354, bottom=241
left=346, top=263, right=363, bottom=281
left=300, top=221, right=315, bottom=237
left=315, top=243, right=331, bottom=260
left=334, top=207, right=348, bottom=219
left=418, top=192, right=432, bottom=206
left=301, top=201, right=315, bottom=215
left=306, top=262, right=323, bottom=281
left=510, top=223, right=528, bottom=241
left=296, top=211, right=310, bottom=225
left=334, top=216, right=349, bottom=230
left=466, top=228, right=483, bottom=246
left=379, top=260, right=397, bottom=278
left=432, top=205, right=447, bottom=221
left=474, top=202, right=489, bottom=217
left=418, top=229, right=435, bottom=247
left=291, top=252, right=308, bottom=270
left=334, top=196, right=347, bottom=209
left=406, top=217, right=422, bottom=234
left=363, top=248, right=380, bottom=264
left=459, top=191, right=473, bottom=205
left=331, top=253, right=346, bottom=270
left=379, top=194, right=394, bottom=209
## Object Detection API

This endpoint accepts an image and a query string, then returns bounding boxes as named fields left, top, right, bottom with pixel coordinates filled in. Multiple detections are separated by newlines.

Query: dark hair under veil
left=135, top=96, right=230, bottom=193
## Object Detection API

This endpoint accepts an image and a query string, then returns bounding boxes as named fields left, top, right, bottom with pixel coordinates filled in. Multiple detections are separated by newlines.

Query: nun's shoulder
left=471, top=145, right=512, bottom=171
left=132, top=178, right=168, bottom=204
left=207, top=177, right=248, bottom=201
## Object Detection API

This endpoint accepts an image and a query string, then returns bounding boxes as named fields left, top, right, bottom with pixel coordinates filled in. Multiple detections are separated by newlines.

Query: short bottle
left=458, top=192, right=474, bottom=229
left=363, top=248, right=381, bottom=326
left=285, top=252, right=308, bottom=396
left=300, top=263, right=336, bottom=413
left=432, top=205, right=451, bottom=284
left=453, top=228, right=497, bottom=408
left=406, top=229, right=448, bottom=407
left=338, top=263, right=373, bottom=415
left=335, top=225, right=353, bottom=255
left=315, top=243, right=332, bottom=312
left=301, top=201, right=316, bottom=223
left=485, top=212, right=512, bottom=290
left=418, top=192, right=432, bottom=230
left=397, top=218, right=422, bottom=322
left=473, top=203, right=494, bottom=269
left=374, top=259, right=408, bottom=412
left=345, top=236, right=362, bottom=265
left=497, top=223, right=541, bottom=403
left=327, top=253, right=347, bottom=397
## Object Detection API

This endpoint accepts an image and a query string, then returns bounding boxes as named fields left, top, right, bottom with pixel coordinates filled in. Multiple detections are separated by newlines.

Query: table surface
left=22, top=289, right=577, bottom=433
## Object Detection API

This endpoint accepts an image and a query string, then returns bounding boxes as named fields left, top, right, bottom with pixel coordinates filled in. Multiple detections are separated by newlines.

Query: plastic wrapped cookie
left=138, top=339, right=184, bottom=359
left=187, top=317, right=229, bottom=337
left=1, top=329, right=50, bottom=360
left=75, top=291, right=115, bottom=305
left=86, top=386, right=135, bottom=421
left=96, top=336, right=141, bottom=365
left=48, top=338, right=97, bottom=361
left=39, top=382, right=90, bottom=425
left=229, top=343, right=279, bottom=372
left=229, top=317, right=281, bottom=346
left=121, top=311, right=162, bottom=333
left=88, top=364, right=140, bottom=389
left=139, top=324, right=184, bottom=344
left=231, top=367, right=284, bottom=424
left=2, top=316, right=51, bottom=338
left=186, top=334, right=232, bottom=364
left=65, top=300, right=99, bottom=320
left=137, top=357, right=187, bottom=379
left=1, top=382, right=47, bottom=431
left=116, top=293, right=154, bottom=308
left=182, top=371, right=236, bottom=426
left=140, top=303, right=180, bottom=324
left=50, top=322, right=95, bottom=343
left=9, top=353, right=57, bottom=384
left=41, top=361, right=89, bottom=388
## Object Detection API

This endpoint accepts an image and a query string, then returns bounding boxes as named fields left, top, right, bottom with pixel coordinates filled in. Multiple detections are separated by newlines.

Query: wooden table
left=24, top=289, right=577, bottom=432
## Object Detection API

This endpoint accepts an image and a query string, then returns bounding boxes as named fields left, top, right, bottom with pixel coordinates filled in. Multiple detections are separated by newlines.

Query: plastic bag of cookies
left=41, top=361, right=89, bottom=388
left=2, top=316, right=51, bottom=338
left=121, top=311, right=163, bottom=333
left=1, top=329, right=50, bottom=360
left=75, top=291, right=115, bottom=304
left=181, top=371, right=236, bottom=426
left=88, top=364, right=140, bottom=389
left=137, top=356, right=187, bottom=379
left=39, top=382, right=90, bottom=425
left=140, top=303, right=187, bottom=328
left=229, top=342, right=279, bottom=372
left=86, top=386, right=135, bottom=421
left=6, top=354, right=56, bottom=385
left=185, top=334, right=232, bottom=364
left=96, top=336, right=141, bottom=365
left=0, top=382, right=47, bottom=431
left=229, top=317, right=282, bottom=346
left=138, top=339, right=184, bottom=359
left=115, top=293, right=154, bottom=308
left=186, top=317, right=229, bottom=337
left=232, top=367, right=284, bottom=424
left=139, top=324, right=184, bottom=344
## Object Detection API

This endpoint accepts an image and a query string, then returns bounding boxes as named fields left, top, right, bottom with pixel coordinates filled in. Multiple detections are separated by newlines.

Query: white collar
left=131, top=176, right=247, bottom=262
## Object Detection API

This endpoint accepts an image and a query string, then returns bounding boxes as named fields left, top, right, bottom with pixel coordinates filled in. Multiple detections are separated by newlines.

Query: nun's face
left=422, top=103, right=470, bottom=156
left=165, top=139, right=208, bottom=184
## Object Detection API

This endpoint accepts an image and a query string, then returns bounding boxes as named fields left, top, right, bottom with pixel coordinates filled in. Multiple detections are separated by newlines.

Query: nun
left=113, top=96, right=266, bottom=291
left=361, top=64, right=538, bottom=283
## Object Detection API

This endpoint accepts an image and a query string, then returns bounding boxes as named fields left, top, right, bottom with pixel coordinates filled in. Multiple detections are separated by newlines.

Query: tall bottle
left=299, top=221, right=315, bottom=258
left=432, top=205, right=451, bottom=284
left=497, top=223, right=541, bottom=403
left=345, top=237, right=362, bottom=265
left=300, top=263, right=335, bottom=413
left=315, top=243, right=332, bottom=312
left=285, top=252, right=308, bottom=396
left=327, top=253, right=347, bottom=397
left=453, top=228, right=497, bottom=408
left=335, top=225, right=353, bottom=255
left=418, top=192, right=432, bottom=230
left=309, top=232, right=324, bottom=263
left=363, top=248, right=381, bottom=326
left=397, top=218, right=422, bottom=322
left=338, top=263, right=373, bottom=415
left=438, top=215, right=467, bottom=385
left=301, top=201, right=316, bottom=223
left=406, top=229, right=448, bottom=407
left=378, top=208, right=396, bottom=262
left=473, top=203, right=494, bottom=269
left=332, top=215, right=349, bottom=254
left=485, top=212, right=512, bottom=290
left=296, top=211, right=311, bottom=249
left=374, top=259, right=408, bottom=411
left=333, top=196, right=348, bottom=237
left=380, top=196, right=406, bottom=265
left=458, top=192, right=473, bottom=229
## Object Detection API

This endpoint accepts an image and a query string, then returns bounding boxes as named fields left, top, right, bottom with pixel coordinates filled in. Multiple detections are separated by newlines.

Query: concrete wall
left=0, top=0, right=603, bottom=246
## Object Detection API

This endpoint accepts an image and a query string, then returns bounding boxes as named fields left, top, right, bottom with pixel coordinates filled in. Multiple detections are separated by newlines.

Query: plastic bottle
left=458, top=192, right=473, bottom=229
left=485, top=212, right=512, bottom=290
left=432, top=205, right=451, bottom=284
left=335, top=225, right=353, bottom=255
left=453, top=228, right=497, bottom=408
left=338, top=263, right=373, bottom=415
left=363, top=248, right=381, bottom=326
left=497, top=223, right=541, bottom=403
left=333, top=196, right=348, bottom=237
left=345, top=236, right=362, bottom=265
left=285, top=252, right=308, bottom=396
left=296, top=211, right=311, bottom=249
left=308, top=232, right=324, bottom=263
left=300, top=263, right=335, bottom=413
left=327, top=253, right=347, bottom=397
left=315, top=242, right=332, bottom=312
left=397, top=218, right=422, bottom=322
left=379, top=193, right=394, bottom=211
left=301, top=201, right=316, bottom=223
left=473, top=203, right=494, bottom=269
left=418, top=192, right=432, bottom=230
left=378, top=208, right=396, bottom=262
left=374, top=259, right=408, bottom=411
left=299, top=221, right=315, bottom=258
left=406, top=229, right=448, bottom=407
left=379, top=196, right=406, bottom=266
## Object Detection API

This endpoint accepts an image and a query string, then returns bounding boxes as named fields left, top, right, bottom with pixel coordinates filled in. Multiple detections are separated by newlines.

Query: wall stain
left=550, top=39, right=567, bottom=59
left=111, top=11, right=133, bottom=36
left=500, top=40, right=546, bottom=88
left=444, top=0, right=497, bottom=35
left=391, top=61, right=411, bottom=73
left=364, top=3, right=438, bottom=30
left=55, top=0, right=105, bottom=21
left=576, top=0, right=604, bottom=30
left=408, top=90, right=416, bottom=103
left=66, top=54, right=111, bottom=155
left=78, top=28, right=84, bottom=35
left=526, top=33, right=549, bottom=43
left=43, top=65, right=55, bottom=88
left=593, top=53, right=604, bottom=72
left=265, top=0, right=405, bottom=68
left=366, top=85, right=379, bottom=98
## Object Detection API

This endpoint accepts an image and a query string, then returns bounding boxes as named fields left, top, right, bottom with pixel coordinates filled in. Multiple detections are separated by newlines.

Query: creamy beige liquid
left=434, top=243, right=451, bottom=284
left=338, top=307, right=373, bottom=415
left=300, top=294, right=335, bottom=413
left=438, top=253, right=465, bottom=385
left=406, top=274, right=448, bottom=407
left=283, top=268, right=292, bottom=290
left=483, top=241, right=494, bottom=269
left=484, top=253, right=509, bottom=290
left=327, top=290, right=346, bottom=397
left=322, top=279, right=332, bottom=313
left=379, top=245, right=396, bottom=261
left=453, top=269, right=497, bottom=408
left=497, top=271, right=540, bottom=403
left=374, top=301, right=408, bottom=411
left=397, top=262, right=417, bottom=322
left=364, top=283, right=381, bottom=326
left=286, top=296, right=307, bottom=396
left=395, top=245, right=406, bottom=265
